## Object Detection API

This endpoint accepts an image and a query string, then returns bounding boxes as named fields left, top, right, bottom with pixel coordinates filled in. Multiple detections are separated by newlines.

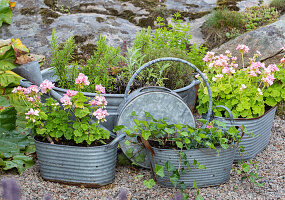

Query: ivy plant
left=114, top=112, right=242, bottom=199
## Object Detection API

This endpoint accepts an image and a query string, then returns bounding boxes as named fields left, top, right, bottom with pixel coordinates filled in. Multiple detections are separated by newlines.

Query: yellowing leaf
left=11, top=38, right=29, bottom=55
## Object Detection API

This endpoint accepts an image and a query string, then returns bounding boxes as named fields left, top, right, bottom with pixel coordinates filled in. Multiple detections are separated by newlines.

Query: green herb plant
left=50, top=29, right=76, bottom=88
left=50, top=13, right=207, bottom=93
left=114, top=112, right=242, bottom=200
left=13, top=74, right=110, bottom=145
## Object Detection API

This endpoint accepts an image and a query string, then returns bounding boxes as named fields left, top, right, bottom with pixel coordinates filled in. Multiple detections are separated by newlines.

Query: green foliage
left=236, top=160, right=265, bottom=187
left=270, top=0, right=285, bottom=12
left=203, top=6, right=280, bottom=48
left=197, top=49, right=284, bottom=118
left=0, top=39, right=31, bottom=130
left=0, top=128, right=35, bottom=174
left=51, top=13, right=207, bottom=93
left=243, top=6, right=279, bottom=32
left=50, top=29, right=76, bottom=88
left=204, top=9, right=246, bottom=30
left=115, top=112, right=242, bottom=198
left=264, top=57, right=285, bottom=107
left=0, top=0, right=13, bottom=27
left=0, top=102, right=16, bottom=131
left=14, top=79, right=110, bottom=145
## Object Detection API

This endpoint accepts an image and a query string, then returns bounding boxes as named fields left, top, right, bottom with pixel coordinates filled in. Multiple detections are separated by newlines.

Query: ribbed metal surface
left=34, top=139, right=117, bottom=186
left=149, top=146, right=236, bottom=188
left=214, top=106, right=277, bottom=161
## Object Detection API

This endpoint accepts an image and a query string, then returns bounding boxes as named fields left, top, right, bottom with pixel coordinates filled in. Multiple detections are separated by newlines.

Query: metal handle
left=124, top=57, right=213, bottom=127
left=105, top=133, right=126, bottom=151
left=212, top=105, right=234, bottom=124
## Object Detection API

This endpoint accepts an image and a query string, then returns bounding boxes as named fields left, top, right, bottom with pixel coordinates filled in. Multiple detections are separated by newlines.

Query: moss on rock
left=39, top=8, right=60, bottom=25
left=20, top=7, right=37, bottom=15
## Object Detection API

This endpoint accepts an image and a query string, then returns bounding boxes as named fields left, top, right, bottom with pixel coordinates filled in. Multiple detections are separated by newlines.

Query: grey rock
left=212, top=18, right=285, bottom=66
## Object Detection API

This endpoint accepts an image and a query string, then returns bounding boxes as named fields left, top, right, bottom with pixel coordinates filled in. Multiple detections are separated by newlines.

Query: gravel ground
left=0, top=116, right=284, bottom=200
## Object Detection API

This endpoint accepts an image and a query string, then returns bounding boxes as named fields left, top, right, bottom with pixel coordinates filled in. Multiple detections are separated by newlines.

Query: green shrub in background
left=202, top=6, right=280, bottom=49
left=270, top=0, right=285, bottom=13
left=50, top=13, right=207, bottom=93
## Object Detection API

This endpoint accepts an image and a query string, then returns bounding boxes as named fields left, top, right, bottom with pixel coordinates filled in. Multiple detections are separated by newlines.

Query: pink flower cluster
left=261, top=75, right=275, bottom=86
left=25, top=85, right=39, bottom=94
left=281, top=58, right=285, bottom=65
left=236, top=44, right=249, bottom=53
left=60, top=94, right=72, bottom=106
left=90, top=96, right=107, bottom=107
left=25, top=108, right=39, bottom=123
left=93, top=108, right=109, bottom=122
left=12, top=86, right=26, bottom=94
left=96, top=84, right=106, bottom=94
left=40, top=80, right=55, bottom=94
left=222, top=67, right=235, bottom=75
left=66, top=90, right=78, bottom=97
left=75, top=73, right=90, bottom=86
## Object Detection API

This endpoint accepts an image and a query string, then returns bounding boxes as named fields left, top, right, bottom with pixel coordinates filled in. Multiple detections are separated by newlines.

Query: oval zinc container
left=214, top=106, right=277, bottom=161
left=148, top=146, right=236, bottom=188
left=34, top=135, right=121, bottom=187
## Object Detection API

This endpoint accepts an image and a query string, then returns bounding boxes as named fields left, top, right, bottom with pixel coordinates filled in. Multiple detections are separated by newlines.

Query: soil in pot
left=34, top=135, right=113, bottom=147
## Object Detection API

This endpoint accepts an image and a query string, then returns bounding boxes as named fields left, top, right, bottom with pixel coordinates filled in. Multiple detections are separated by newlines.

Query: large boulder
left=211, top=16, right=285, bottom=66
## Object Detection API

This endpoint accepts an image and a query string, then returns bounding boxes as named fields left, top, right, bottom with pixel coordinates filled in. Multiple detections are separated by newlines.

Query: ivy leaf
left=154, top=164, right=165, bottom=178
left=176, top=141, right=183, bottom=149
left=242, top=163, right=250, bottom=173
left=126, top=148, right=133, bottom=158
left=135, top=153, right=146, bottom=163
left=165, top=160, right=176, bottom=172
left=170, top=172, right=180, bottom=187
left=142, top=130, right=151, bottom=140
left=143, top=179, right=155, bottom=189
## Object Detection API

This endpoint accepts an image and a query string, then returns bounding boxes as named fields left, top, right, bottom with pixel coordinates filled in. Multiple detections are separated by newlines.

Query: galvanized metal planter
left=148, top=146, right=236, bottom=188
left=34, top=134, right=124, bottom=187
left=20, top=67, right=200, bottom=131
left=214, top=106, right=277, bottom=161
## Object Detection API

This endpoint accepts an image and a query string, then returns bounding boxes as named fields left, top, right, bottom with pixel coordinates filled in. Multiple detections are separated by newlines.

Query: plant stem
left=46, top=134, right=54, bottom=144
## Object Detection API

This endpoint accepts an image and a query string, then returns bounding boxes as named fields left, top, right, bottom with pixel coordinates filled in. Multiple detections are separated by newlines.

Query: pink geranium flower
left=261, top=75, right=275, bottom=86
left=75, top=73, right=90, bottom=86
left=25, top=85, right=40, bottom=94
left=66, top=90, right=78, bottom=97
left=281, top=58, right=285, bottom=65
left=40, top=80, right=55, bottom=94
left=93, top=108, right=109, bottom=121
left=60, top=94, right=72, bottom=106
left=25, top=108, right=39, bottom=116
left=95, top=84, right=106, bottom=94
left=12, top=86, right=26, bottom=94
left=236, top=44, right=249, bottom=53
